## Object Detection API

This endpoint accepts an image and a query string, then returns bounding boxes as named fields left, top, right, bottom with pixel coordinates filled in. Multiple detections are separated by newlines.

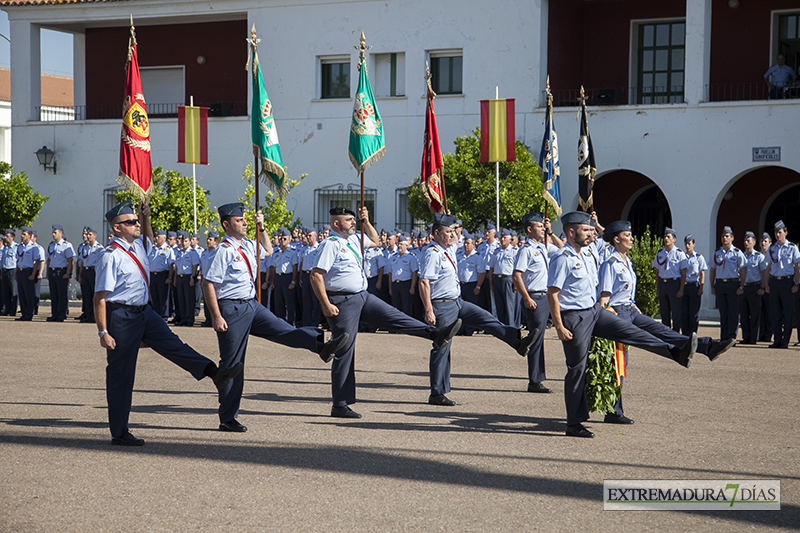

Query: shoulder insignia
left=221, top=242, right=232, bottom=248
left=697, top=253, right=702, bottom=257
left=608, top=257, right=617, bottom=264
left=106, top=246, right=115, bottom=252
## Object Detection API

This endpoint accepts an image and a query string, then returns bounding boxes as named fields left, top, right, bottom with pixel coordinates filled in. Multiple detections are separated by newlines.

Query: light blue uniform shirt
left=596, top=240, right=614, bottom=263
left=272, top=245, right=298, bottom=275
left=390, top=252, right=418, bottom=282
left=204, top=237, right=258, bottom=300
left=1, top=242, right=18, bottom=269
left=96, top=236, right=152, bottom=306
left=300, top=242, right=320, bottom=272
left=419, top=241, right=460, bottom=300
left=47, top=238, right=75, bottom=268
left=548, top=244, right=597, bottom=310
left=764, top=64, right=797, bottom=87
left=599, top=251, right=637, bottom=307
left=582, top=245, right=601, bottom=286
left=17, top=242, right=40, bottom=269
left=652, top=246, right=687, bottom=279
left=514, top=240, right=550, bottom=292
left=76, top=243, right=85, bottom=267
left=680, top=252, right=708, bottom=283
left=314, top=231, right=371, bottom=293
left=260, top=248, right=271, bottom=272
left=82, top=241, right=105, bottom=269
left=767, top=241, right=800, bottom=277
left=743, top=250, right=768, bottom=284
left=491, top=245, right=517, bottom=276
left=200, top=246, right=218, bottom=276
left=478, top=239, right=500, bottom=265
left=147, top=242, right=174, bottom=272
left=458, top=250, right=486, bottom=283
left=383, top=245, right=398, bottom=266
left=175, top=247, right=199, bottom=275
left=363, top=246, right=385, bottom=279
left=711, top=246, right=746, bottom=279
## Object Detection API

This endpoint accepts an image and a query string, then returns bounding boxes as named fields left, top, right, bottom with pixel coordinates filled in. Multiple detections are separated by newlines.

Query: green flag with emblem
left=348, top=31, right=386, bottom=173
left=248, top=25, right=287, bottom=196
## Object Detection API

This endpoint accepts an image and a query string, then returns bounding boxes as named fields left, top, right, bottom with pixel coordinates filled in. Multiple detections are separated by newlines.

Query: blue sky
left=0, top=10, right=74, bottom=77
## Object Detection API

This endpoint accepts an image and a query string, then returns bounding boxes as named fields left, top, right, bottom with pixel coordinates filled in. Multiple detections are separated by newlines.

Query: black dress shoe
left=111, top=430, right=145, bottom=446
left=675, top=332, right=697, bottom=368
left=769, top=342, right=782, bottom=349
left=219, top=419, right=248, bottom=432
left=319, top=332, right=350, bottom=363
left=428, top=394, right=456, bottom=406
left=15, top=317, right=32, bottom=321
left=331, top=405, right=362, bottom=419
left=200, top=321, right=212, bottom=327
left=604, top=413, right=634, bottom=424
left=516, top=328, right=541, bottom=356
left=213, top=363, right=244, bottom=391
left=46, top=316, right=56, bottom=322
left=565, top=423, right=594, bottom=438
left=527, top=382, right=552, bottom=393
left=793, top=342, right=800, bottom=347
left=432, top=318, right=463, bottom=349
left=707, top=338, right=736, bottom=361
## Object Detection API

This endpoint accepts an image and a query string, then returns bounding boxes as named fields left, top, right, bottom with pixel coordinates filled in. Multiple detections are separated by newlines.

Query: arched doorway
left=593, top=169, right=672, bottom=237
left=716, top=166, right=800, bottom=243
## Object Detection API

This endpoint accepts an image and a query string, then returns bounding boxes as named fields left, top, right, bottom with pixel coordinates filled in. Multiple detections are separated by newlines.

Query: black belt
left=51, top=267, right=66, bottom=271
left=177, top=274, right=191, bottom=277
left=275, top=273, right=291, bottom=276
left=107, top=302, right=146, bottom=311
left=612, top=304, right=634, bottom=311
left=394, top=279, right=410, bottom=283
left=494, top=274, right=509, bottom=278
left=743, top=282, right=760, bottom=287
left=660, top=277, right=679, bottom=282
left=302, top=270, right=311, bottom=273
left=3, top=268, right=14, bottom=271
left=219, top=298, right=252, bottom=304
left=150, top=269, right=168, bottom=273
left=684, top=281, right=698, bottom=285
left=326, top=290, right=358, bottom=297
left=717, top=278, right=737, bottom=282
left=771, top=275, right=791, bottom=280
left=83, top=266, right=94, bottom=270
left=431, top=298, right=457, bottom=303
left=528, top=290, right=547, bottom=295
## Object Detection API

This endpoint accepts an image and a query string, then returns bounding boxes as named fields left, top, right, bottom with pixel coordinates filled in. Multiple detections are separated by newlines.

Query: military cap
left=330, top=206, right=356, bottom=217
left=397, top=235, right=408, bottom=243
left=744, top=231, right=756, bottom=240
left=278, top=227, right=291, bottom=237
left=82, top=226, right=91, bottom=232
left=105, top=200, right=135, bottom=223
left=168, top=231, right=177, bottom=238
left=501, top=228, right=512, bottom=236
left=418, top=230, right=428, bottom=238
left=522, top=212, right=545, bottom=225
left=462, top=230, right=473, bottom=240
left=323, top=224, right=331, bottom=231
left=85, top=226, right=98, bottom=234
left=433, top=213, right=459, bottom=228
left=775, top=220, right=786, bottom=231
left=486, top=223, right=496, bottom=231
left=155, top=229, right=166, bottom=236
left=52, top=224, right=63, bottom=231
left=306, top=226, right=317, bottom=234
left=272, top=230, right=280, bottom=237
left=605, top=220, right=632, bottom=235
left=4, top=228, right=15, bottom=235
left=684, top=234, right=694, bottom=243
left=561, top=211, right=592, bottom=226
left=178, top=230, right=189, bottom=238
left=664, top=227, right=677, bottom=237
left=510, top=230, right=518, bottom=237
left=20, top=226, right=33, bottom=233
left=218, top=202, right=247, bottom=217
left=721, top=226, right=733, bottom=235
left=191, top=233, right=200, bottom=239
left=455, top=219, right=463, bottom=227
left=31, top=229, right=38, bottom=236
left=207, top=231, right=218, bottom=239
left=762, top=232, right=771, bottom=240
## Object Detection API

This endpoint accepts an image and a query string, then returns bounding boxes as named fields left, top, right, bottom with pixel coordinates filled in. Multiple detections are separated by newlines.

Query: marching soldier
left=270, top=227, right=297, bottom=325
left=709, top=226, right=746, bottom=342
left=147, top=229, right=174, bottom=319
left=765, top=220, right=800, bottom=348
left=310, top=206, right=462, bottom=419
left=1, top=229, right=18, bottom=316
left=652, top=227, right=687, bottom=332
left=737, top=231, right=769, bottom=345
left=94, top=201, right=242, bottom=446
left=46, top=224, right=75, bottom=322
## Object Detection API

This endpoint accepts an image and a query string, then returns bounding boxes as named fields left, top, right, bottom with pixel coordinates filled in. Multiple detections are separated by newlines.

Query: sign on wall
left=752, top=147, right=780, bottom=162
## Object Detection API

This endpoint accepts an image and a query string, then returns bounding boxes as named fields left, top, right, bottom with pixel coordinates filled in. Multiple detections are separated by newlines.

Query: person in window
left=764, top=54, right=796, bottom=100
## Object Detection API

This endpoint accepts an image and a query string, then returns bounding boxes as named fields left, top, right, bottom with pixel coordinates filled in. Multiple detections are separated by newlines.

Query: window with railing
left=636, top=21, right=685, bottom=104
left=313, top=183, right=376, bottom=229
left=395, top=188, right=425, bottom=234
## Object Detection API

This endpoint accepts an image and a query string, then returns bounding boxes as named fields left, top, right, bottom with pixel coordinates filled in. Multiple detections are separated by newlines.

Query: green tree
left=115, top=166, right=217, bottom=233
left=0, top=162, right=50, bottom=229
left=406, top=128, right=545, bottom=231
left=629, top=227, right=661, bottom=317
left=231, top=164, right=305, bottom=241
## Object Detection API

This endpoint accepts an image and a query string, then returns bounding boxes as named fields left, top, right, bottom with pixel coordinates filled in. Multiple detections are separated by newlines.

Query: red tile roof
left=0, top=0, right=129, bottom=5
left=0, top=67, right=74, bottom=107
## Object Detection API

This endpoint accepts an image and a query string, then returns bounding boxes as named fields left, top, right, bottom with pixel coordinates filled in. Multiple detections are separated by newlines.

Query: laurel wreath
left=121, top=131, right=151, bottom=152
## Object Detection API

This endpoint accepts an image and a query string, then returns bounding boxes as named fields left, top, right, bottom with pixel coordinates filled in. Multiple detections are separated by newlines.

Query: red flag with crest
left=119, top=21, right=152, bottom=199
left=421, top=64, right=446, bottom=214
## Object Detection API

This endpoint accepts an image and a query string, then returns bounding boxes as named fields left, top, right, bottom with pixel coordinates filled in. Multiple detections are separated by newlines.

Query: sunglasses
left=118, top=219, right=140, bottom=226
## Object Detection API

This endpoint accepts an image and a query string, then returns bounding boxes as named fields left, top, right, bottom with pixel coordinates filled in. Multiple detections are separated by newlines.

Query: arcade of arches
left=593, top=170, right=672, bottom=238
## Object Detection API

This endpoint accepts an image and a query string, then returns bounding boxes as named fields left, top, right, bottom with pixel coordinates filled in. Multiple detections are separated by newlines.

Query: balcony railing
left=706, top=82, right=800, bottom=102
left=546, top=87, right=685, bottom=108
left=34, top=101, right=248, bottom=121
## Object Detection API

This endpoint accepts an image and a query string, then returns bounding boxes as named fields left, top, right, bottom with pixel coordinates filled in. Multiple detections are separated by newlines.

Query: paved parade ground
left=1, top=313, right=798, bottom=531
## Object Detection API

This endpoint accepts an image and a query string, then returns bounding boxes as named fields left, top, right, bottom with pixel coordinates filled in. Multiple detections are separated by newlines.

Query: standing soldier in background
left=652, top=228, right=687, bottom=332
left=388, top=235, right=419, bottom=317
left=1, top=229, right=18, bottom=316
left=478, top=223, right=499, bottom=314
left=15, top=227, right=41, bottom=321
left=766, top=220, right=800, bottom=349
left=710, top=226, right=746, bottom=342
left=173, top=230, right=199, bottom=327
left=489, top=228, right=518, bottom=326
left=299, top=227, right=323, bottom=327
left=680, top=235, right=707, bottom=337
left=190, top=233, right=204, bottom=319
left=46, top=224, right=75, bottom=322
left=31, top=230, right=45, bottom=315
left=199, top=231, right=219, bottom=327
left=738, top=231, right=769, bottom=345
left=758, top=233, right=773, bottom=343
left=167, top=231, right=178, bottom=321
left=147, top=229, right=174, bottom=320
left=78, top=227, right=104, bottom=323
left=75, top=229, right=89, bottom=321
left=270, top=227, right=298, bottom=325
left=457, top=231, right=486, bottom=313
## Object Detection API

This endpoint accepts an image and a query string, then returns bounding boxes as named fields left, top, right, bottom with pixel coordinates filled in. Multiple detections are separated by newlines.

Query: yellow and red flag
left=177, top=106, right=208, bottom=165
left=119, top=22, right=152, bottom=199
left=421, top=65, right=446, bottom=213
left=479, top=98, right=516, bottom=163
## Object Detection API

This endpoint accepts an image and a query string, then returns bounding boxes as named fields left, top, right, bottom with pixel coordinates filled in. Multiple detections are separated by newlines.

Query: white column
left=73, top=31, right=86, bottom=113
left=9, top=20, right=40, bottom=125
left=536, top=0, right=548, bottom=108
left=684, top=0, right=712, bottom=106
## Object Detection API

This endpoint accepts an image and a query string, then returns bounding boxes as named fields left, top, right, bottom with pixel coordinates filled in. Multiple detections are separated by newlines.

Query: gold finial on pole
left=425, top=61, right=436, bottom=98
left=354, top=30, right=371, bottom=71
left=246, top=23, right=261, bottom=71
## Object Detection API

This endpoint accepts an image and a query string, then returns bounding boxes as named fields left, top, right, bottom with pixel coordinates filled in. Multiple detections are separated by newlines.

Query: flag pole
left=249, top=24, right=262, bottom=302
left=360, top=170, right=365, bottom=268
left=495, top=86, right=500, bottom=229
left=190, top=95, right=197, bottom=234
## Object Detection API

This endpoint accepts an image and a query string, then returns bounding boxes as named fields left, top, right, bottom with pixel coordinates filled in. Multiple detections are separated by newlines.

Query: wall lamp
left=35, top=146, right=57, bottom=174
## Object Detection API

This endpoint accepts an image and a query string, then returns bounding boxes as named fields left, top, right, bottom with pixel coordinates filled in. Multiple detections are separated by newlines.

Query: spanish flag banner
left=479, top=99, right=516, bottom=163
left=177, top=106, right=208, bottom=165
left=119, top=20, right=152, bottom=200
